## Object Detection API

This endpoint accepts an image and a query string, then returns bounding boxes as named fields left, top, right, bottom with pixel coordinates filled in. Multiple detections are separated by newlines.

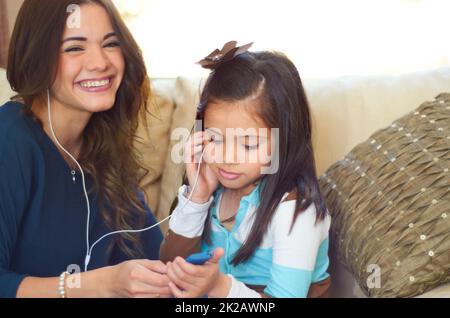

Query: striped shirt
left=169, top=183, right=331, bottom=298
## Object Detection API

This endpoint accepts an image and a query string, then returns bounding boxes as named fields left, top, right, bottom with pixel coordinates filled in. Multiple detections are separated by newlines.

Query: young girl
left=160, top=42, right=331, bottom=298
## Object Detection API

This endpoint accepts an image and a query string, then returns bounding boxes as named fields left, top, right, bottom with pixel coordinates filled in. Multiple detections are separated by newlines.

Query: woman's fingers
left=133, top=293, right=171, bottom=299
left=136, top=259, right=167, bottom=274
left=128, top=281, right=172, bottom=298
left=129, top=261, right=170, bottom=288
left=141, top=270, right=170, bottom=288
left=127, top=262, right=173, bottom=297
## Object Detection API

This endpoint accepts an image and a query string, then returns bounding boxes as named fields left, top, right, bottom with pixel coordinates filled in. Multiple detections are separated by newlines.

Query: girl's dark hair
left=198, top=51, right=328, bottom=265
left=7, top=0, right=151, bottom=257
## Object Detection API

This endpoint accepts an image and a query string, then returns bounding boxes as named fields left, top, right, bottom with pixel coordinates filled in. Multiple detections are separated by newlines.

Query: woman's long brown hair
left=7, top=0, right=151, bottom=257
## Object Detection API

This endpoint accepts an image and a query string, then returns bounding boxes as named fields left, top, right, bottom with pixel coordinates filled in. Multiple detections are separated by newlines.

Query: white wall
left=7, top=0, right=23, bottom=36
left=114, top=0, right=450, bottom=78
left=5, top=0, right=450, bottom=78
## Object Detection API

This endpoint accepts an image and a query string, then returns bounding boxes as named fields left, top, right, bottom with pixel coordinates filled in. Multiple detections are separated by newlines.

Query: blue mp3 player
left=185, top=250, right=214, bottom=265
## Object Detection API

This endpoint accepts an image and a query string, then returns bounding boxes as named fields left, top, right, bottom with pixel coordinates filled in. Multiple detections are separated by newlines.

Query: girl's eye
left=244, top=144, right=259, bottom=151
left=64, top=46, right=83, bottom=53
left=212, top=138, right=223, bottom=144
left=104, top=41, right=120, bottom=48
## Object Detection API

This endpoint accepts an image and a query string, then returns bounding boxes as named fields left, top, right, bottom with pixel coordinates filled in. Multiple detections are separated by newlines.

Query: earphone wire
left=47, top=89, right=206, bottom=272
left=47, top=90, right=92, bottom=272
left=86, top=146, right=207, bottom=272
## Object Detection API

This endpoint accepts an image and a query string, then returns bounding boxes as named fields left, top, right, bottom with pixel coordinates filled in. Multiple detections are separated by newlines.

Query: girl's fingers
left=193, top=145, right=204, bottom=158
left=168, top=281, right=187, bottom=299
left=169, top=260, right=197, bottom=285
left=192, top=132, right=205, bottom=148
left=167, top=262, right=192, bottom=291
left=207, top=248, right=225, bottom=264
left=175, top=257, right=203, bottom=276
left=186, top=135, right=206, bottom=163
left=192, top=137, right=204, bottom=149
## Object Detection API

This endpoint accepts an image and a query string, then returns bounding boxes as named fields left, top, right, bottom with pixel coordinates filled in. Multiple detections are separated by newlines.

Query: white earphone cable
left=47, top=90, right=92, bottom=272
left=85, top=147, right=207, bottom=272
left=46, top=90, right=207, bottom=272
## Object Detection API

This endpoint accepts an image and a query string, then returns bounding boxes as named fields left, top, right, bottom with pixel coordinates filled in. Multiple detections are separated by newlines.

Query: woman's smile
left=75, top=76, right=114, bottom=93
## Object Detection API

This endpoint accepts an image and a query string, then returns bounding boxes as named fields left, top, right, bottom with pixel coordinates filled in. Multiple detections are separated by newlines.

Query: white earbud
left=46, top=90, right=207, bottom=272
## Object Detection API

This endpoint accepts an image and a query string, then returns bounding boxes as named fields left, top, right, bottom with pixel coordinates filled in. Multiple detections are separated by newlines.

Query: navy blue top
left=0, top=101, right=163, bottom=298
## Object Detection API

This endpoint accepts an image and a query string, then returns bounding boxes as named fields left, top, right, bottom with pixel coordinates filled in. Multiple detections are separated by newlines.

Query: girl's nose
left=223, top=141, right=239, bottom=164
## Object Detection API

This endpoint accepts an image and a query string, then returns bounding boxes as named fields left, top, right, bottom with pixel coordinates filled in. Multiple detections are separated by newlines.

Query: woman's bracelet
left=58, top=271, right=70, bottom=298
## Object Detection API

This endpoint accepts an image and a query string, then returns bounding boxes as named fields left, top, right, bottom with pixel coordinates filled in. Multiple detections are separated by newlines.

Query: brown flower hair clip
left=197, top=41, right=254, bottom=70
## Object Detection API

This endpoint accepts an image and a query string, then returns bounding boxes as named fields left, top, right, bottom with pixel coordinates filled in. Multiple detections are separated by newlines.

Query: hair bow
left=197, top=41, right=253, bottom=70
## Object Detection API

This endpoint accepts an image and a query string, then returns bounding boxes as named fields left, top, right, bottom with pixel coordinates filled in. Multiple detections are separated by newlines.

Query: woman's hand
left=184, top=131, right=219, bottom=204
left=104, top=259, right=172, bottom=298
left=17, top=260, right=172, bottom=298
left=166, top=248, right=231, bottom=298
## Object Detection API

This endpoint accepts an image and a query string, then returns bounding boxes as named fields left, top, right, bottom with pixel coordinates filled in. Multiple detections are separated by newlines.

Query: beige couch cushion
left=331, top=260, right=450, bottom=298
left=135, top=79, right=175, bottom=220
left=307, top=67, right=450, bottom=174
left=157, top=77, right=201, bottom=229
left=321, top=94, right=450, bottom=297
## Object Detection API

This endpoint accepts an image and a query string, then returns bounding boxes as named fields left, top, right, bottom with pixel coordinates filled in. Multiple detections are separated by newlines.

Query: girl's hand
left=184, top=131, right=219, bottom=204
left=167, top=248, right=231, bottom=298
left=104, top=259, right=172, bottom=298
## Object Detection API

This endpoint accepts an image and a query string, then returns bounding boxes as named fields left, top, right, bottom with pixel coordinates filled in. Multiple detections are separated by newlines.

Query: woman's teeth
left=79, top=79, right=110, bottom=88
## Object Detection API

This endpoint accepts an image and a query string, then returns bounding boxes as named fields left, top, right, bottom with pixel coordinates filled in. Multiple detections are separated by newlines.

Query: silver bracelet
left=58, top=271, right=70, bottom=298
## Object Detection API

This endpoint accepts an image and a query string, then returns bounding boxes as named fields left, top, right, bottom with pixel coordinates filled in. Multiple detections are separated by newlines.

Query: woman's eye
left=64, top=46, right=83, bottom=53
left=104, top=41, right=120, bottom=48
left=212, top=138, right=223, bottom=144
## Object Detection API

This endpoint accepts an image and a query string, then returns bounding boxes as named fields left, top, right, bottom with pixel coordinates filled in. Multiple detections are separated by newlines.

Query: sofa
left=1, top=66, right=449, bottom=297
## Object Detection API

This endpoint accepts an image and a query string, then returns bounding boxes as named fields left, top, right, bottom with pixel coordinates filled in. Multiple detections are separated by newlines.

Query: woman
left=0, top=0, right=169, bottom=298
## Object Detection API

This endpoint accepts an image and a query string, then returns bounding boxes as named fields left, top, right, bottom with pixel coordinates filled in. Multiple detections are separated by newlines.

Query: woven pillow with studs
left=319, top=93, right=450, bottom=298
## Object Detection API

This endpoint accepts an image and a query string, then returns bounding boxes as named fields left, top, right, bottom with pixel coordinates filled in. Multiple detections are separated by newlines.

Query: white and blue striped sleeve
left=168, top=185, right=214, bottom=238
left=264, top=201, right=331, bottom=298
